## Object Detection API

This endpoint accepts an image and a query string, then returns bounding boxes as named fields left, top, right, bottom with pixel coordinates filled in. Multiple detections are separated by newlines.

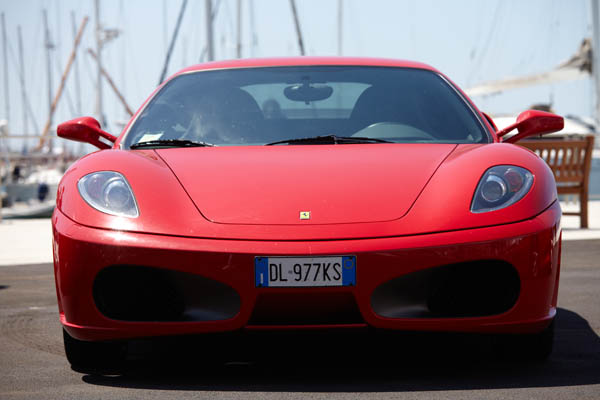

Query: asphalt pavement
left=0, top=240, right=599, bottom=399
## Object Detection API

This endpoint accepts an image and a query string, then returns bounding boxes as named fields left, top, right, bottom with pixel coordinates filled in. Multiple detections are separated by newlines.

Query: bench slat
left=519, top=135, right=594, bottom=228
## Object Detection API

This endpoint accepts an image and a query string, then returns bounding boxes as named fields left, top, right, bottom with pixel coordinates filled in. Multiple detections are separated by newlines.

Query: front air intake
left=371, top=260, right=520, bottom=318
left=93, top=265, right=240, bottom=322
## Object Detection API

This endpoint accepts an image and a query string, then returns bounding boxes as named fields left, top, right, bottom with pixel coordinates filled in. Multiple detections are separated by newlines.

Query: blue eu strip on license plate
left=254, top=256, right=356, bottom=288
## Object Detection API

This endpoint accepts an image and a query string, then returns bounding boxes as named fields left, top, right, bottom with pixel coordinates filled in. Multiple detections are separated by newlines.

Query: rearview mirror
left=496, top=110, right=564, bottom=143
left=57, top=117, right=117, bottom=150
left=284, top=83, right=333, bottom=103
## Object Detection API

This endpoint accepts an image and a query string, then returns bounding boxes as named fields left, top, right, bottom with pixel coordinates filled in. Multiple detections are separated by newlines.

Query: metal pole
left=163, top=0, right=168, bottom=55
left=0, top=15, right=6, bottom=220
left=249, top=0, right=257, bottom=57
left=205, top=0, right=214, bottom=61
left=88, top=49, right=133, bottom=116
left=289, top=0, right=305, bottom=56
left=336, top=0, right=343, bottom=112
left=14, top=36, right=40, bottom=136
left=198, top=0, right=221, bottom=62
left=43, top=10, right=53, bottom=129
left=17, top=26, right=27, bottom=138
left=158, top=0, right=188, bottom=84
left=71, top=11, right=82, bottom=115
left=95, top=0, right=104, bottom=126
left=337, top=0, right=343, bottom=56
left=1, top=13, right=9, bottom=130
left=120, top=0, right=127, bottom=121
left=236, top=0, right=242, bottom=58
left=37, top=17, right=89, bottom=150
left=592, top=0, right=600, bottom=125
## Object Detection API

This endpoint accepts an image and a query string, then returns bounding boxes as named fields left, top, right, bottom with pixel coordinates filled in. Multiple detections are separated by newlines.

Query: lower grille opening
left=249, top=292, right=364, bottom=325
left=371, top=260, right=520, bottom=318
left=93, top=265, right=240, bottom=322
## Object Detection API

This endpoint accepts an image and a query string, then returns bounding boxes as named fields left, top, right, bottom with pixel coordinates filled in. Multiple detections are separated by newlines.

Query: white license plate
left=254, top=256, right=356, bottom=287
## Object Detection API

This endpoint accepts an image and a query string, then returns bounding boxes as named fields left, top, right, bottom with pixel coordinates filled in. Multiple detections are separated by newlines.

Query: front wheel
left=63, top=329, right=127, bottom=374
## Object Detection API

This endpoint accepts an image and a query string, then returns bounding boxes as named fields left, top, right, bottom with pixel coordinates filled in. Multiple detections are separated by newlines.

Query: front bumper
left=53, top=201, right=561, bottom=341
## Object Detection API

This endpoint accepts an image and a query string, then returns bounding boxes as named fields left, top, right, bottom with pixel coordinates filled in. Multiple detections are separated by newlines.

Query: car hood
left=157, top=144, right=457, bottom=225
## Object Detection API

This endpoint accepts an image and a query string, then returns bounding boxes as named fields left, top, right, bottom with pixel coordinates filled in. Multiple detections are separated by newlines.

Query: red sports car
left=53, top=57, right=564, bottom=370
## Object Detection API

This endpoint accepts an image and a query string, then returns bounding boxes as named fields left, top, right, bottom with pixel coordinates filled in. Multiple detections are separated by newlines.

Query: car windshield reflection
left=124, top=66, right=490, bottom=148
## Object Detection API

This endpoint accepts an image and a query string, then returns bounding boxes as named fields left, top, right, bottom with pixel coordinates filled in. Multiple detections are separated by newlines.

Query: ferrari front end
left=52, top=58, right=564, bottom=370
left=54, top=198, right=560, bottom=342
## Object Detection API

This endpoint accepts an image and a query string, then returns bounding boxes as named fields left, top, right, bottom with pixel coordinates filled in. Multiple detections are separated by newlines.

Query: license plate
left=254, top=256, right=356, bottom=287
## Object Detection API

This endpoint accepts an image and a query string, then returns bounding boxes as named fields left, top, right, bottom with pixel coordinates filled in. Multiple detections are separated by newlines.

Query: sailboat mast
left=95, top=0, right=104, bottom=126
left=205, top=0, right=214, bottom=61
left=42, top=9, right=53, bottom=130
left=592, top=0, right=600, bottom=125
left=249, top=0, right=257, bottom=57
left=236, top=0, right=242, bottom=58
left=337, top=0, right=343, bottom=55
left=2, top=13, right=10, bottom=129
left=289, top=0, right=305, bottom=56
left=17, top=26, right=27, bottom=136
left=158, top=0, right=188, bottom=84
left=88, top=49, right=133, bottom=116
left=71, top=12, right=82, bottom=115
left=163, top=0, right=168, bottom=55
left=37, top=17, right=89, bottom=150
left=15, top=31, right=39, bottom=136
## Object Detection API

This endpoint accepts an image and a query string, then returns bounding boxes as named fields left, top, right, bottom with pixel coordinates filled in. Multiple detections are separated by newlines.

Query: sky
left=0, top=0, right=593, bottom=150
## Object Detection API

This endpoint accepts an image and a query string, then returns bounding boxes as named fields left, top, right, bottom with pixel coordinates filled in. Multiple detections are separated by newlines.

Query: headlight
left=471, top=165, right=533, bottom=213
left=77, top=171, right=139, bottom=217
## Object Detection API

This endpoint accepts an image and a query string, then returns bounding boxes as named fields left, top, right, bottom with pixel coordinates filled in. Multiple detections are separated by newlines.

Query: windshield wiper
left=265, top=135, right=392, bottom=146
left=130, top=139, right=214, bottom=149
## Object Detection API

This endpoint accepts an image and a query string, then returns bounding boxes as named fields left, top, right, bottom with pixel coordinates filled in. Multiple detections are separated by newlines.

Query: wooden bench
left=520, top=135, right=595, bottom=228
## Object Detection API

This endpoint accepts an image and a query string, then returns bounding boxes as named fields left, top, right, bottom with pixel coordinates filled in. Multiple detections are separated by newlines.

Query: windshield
left=123, top=66, right=490, bottom=148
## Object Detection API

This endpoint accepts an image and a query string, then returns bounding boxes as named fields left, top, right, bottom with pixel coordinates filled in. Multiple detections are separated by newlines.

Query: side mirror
left=497, top=110, right=564, bottom=143
left=57, top=117, right=117, bottom=150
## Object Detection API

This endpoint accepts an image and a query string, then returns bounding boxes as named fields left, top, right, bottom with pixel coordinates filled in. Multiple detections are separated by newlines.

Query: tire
left=63, top=329, right=127, bottom=374
left=495, top=319, right=555, bottom=361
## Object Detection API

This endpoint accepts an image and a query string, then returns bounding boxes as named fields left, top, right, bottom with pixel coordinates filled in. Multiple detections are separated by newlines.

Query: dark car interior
left=124, top=66, right=491, bottom=147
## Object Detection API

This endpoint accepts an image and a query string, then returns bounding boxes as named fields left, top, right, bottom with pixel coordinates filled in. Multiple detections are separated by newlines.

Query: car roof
left=175, top=57, right=439, bottom=76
